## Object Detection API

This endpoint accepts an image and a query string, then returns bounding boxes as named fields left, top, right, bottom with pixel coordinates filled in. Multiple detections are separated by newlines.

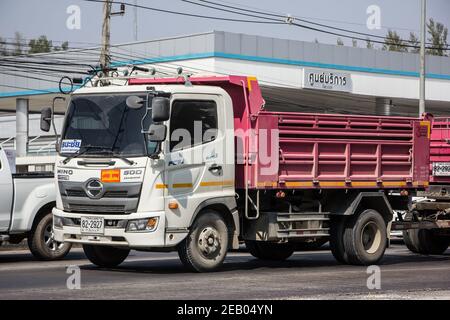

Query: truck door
left=164, top=95, right=225, bottom=225
left=0, top=149, right=13, bottom=232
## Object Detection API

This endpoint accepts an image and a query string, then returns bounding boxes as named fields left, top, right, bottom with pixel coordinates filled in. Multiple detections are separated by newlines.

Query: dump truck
left=42, top=75, right=450, bottom=271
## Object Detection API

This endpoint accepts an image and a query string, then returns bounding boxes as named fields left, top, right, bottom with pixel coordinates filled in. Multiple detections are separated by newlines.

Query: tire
left=343, top=209, right=388, bottom=265
left=403, top=212, right=422, bottom=253
left=178, top=210, right=229, bottom=272
left=83, top=245, right=130, bottom=268
left=403, top=228, right=422, bottom=253
left=330, top=215, right=349, bottom=264
left=28, top=212, right=72, bottom=261
left=403, top=212, right=450, bottom=255
left=245, top=241, right=294, bottom=260
left=418, top=230, right=450, bottom=255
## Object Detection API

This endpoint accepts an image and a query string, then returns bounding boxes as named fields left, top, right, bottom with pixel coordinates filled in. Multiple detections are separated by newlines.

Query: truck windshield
left=60, top=94, right=155, bottom=157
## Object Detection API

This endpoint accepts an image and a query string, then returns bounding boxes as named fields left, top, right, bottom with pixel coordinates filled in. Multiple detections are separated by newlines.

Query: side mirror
left=40, top=107, right=52, bottom=132
left=148, top=124, right=167, bottom=142
left=151, top=97, right=170, bottom=122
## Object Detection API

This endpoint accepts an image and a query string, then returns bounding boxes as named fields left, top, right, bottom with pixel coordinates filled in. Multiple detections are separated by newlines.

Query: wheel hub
left=361, top=221, right=382, bottom=254
left=44, top=223, right=65, bottom=251
left=198, top=227, right=221, bottom=257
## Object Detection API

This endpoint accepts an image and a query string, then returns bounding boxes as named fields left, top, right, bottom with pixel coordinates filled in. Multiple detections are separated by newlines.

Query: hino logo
left=57, top=169, right=73, bottom=175
left=84, top=179, right=104, bottom=199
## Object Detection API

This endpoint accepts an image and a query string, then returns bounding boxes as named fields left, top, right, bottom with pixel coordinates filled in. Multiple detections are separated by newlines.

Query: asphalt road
left=1, top=244, right=450, bottom=300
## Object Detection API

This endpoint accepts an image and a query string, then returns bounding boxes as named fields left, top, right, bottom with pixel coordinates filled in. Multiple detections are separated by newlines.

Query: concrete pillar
left=375, top=98, right=393, bottom=116
left=16, top=98, right=29, bottom=157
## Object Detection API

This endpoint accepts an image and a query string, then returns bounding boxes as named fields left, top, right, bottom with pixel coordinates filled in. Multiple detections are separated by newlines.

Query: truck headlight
left=53, top=216, right=63, bottom=229
left=126, top=217, right=159, bottom=232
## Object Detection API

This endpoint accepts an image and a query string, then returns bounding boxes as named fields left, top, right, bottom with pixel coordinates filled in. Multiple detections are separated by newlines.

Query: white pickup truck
left=0, top=146, right=71, bottom=259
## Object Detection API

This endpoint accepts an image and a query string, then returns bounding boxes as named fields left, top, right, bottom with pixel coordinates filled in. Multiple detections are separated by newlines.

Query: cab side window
left=169, top=100, right=218, bottom=151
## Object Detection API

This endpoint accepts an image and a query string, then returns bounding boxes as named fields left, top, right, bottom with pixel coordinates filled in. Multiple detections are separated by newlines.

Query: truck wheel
left=403, top=212, right=450, bottom=255
left=330, top=216, right=349, bottom=264
left=343, top=209, right=387, bottom=265
left=245, top=241, right=294, bottom=260
left=417, top=230, right=450, bottom=255
left=83, top=245, right=130, bottom=268
left=403, top=228, right=422, bottom=253
left=28, top=212, right=72, bottom=261
left=178, top=210, right=229, bottom=272
left=403, top=212, right=422, bottom=253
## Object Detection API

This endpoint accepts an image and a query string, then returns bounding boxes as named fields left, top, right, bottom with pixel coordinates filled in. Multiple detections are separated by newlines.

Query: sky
left=0, top=0, right=449, bottom=49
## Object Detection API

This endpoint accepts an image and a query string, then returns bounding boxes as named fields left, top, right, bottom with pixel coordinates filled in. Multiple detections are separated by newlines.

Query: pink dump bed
left=430, top=117, right=450, bottom=183
left=247, top=112, right=430, bottom=190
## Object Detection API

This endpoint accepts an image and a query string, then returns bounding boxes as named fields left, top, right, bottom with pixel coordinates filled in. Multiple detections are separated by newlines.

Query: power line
left=0, top=83, right=56, bottom=94
left=0, top=69, right=69, bottom=85
left=81, top=0, right=285, bottom=24
left=198, top=0, right=423, bottom=35
left=184, top=0, right=449, bottom=49
left=0, top=36, right=100, bottom=47
left=0, top=62, right=90, bottom=75
left=0, top=38, right=425, bottom=109
left=187, top=0, right=388, bottom=40
left=98, top=42, right=402, bottom=107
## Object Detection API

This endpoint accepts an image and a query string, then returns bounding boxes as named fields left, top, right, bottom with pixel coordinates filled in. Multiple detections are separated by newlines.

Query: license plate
left=80, top=216, right=104, bottom=234
left=433, top=162, right=450, bottom=176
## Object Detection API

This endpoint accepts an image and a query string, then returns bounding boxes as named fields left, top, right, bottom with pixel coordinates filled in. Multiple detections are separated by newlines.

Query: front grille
left=66, top=190, right=85, bottom=197
left=104, top=191, right=129, bottom=198
left=65, top=189, right=131, bottom=198
left=59, top=181, right=142, bottom=214
left=65, top=204, right=126, bottom=214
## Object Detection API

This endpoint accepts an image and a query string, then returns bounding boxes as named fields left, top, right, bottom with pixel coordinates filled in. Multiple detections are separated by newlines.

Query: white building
left=1, top=31, right=450, bottom=171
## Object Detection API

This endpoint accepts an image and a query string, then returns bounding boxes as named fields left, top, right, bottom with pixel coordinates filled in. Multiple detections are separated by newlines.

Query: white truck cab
left=50, top=83, right=238, bottom=271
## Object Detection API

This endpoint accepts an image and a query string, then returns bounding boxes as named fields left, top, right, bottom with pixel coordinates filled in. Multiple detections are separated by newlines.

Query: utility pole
left=99, top=1, right=125, bottom=77
left=100, top=0, right=112, bottom=74
left=419, top=0, right=426, bottom=116
left=134, top=0, right=138, bottom=41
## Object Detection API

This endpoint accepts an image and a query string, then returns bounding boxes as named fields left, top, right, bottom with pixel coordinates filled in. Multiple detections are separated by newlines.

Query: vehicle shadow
left=0, top=251, right=86, bottom=263
left=79, top=248, right=450, bottom=275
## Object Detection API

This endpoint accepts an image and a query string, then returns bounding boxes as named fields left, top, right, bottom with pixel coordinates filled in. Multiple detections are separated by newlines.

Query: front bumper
left=52, top=208, right=184, bottom=249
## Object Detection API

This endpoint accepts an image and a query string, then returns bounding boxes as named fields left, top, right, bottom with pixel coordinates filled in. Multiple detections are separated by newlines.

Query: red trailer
left=128, top=75, right=450, bottom=267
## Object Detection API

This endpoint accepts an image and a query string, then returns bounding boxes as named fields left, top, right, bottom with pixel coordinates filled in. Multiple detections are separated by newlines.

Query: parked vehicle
left=0, top=146, right=71, bottom=260
left=44, top=75, right=450, bottom=272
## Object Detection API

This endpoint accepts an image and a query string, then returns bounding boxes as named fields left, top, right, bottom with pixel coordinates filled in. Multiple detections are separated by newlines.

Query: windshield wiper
left=62, top=145, right=135, bottom=165
left=62, top=145, right=113, bottom=164
left=95, top=150, right=136, bottom=166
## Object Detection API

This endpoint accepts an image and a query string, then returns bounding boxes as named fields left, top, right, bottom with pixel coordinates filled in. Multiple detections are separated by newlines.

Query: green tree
left=53, top=41, right=69, bottom=52
left=28, top=35, right=53, bottom=54
left=13, top=32, right=25, bottom=56
left=408, top=32, right=420, bottom=54
left=352, top=39, right=358, bottom=47
left=427, top=18, right=448, bottom=56
left=366, top=38, right=374, bottom=49
left=336, top=38, right=344, bottom=46
left=0, top=36, right=9, bottom=56
left=61, top=41, right=69, bottom=51
left=382, top=30, right=408, bottom=52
